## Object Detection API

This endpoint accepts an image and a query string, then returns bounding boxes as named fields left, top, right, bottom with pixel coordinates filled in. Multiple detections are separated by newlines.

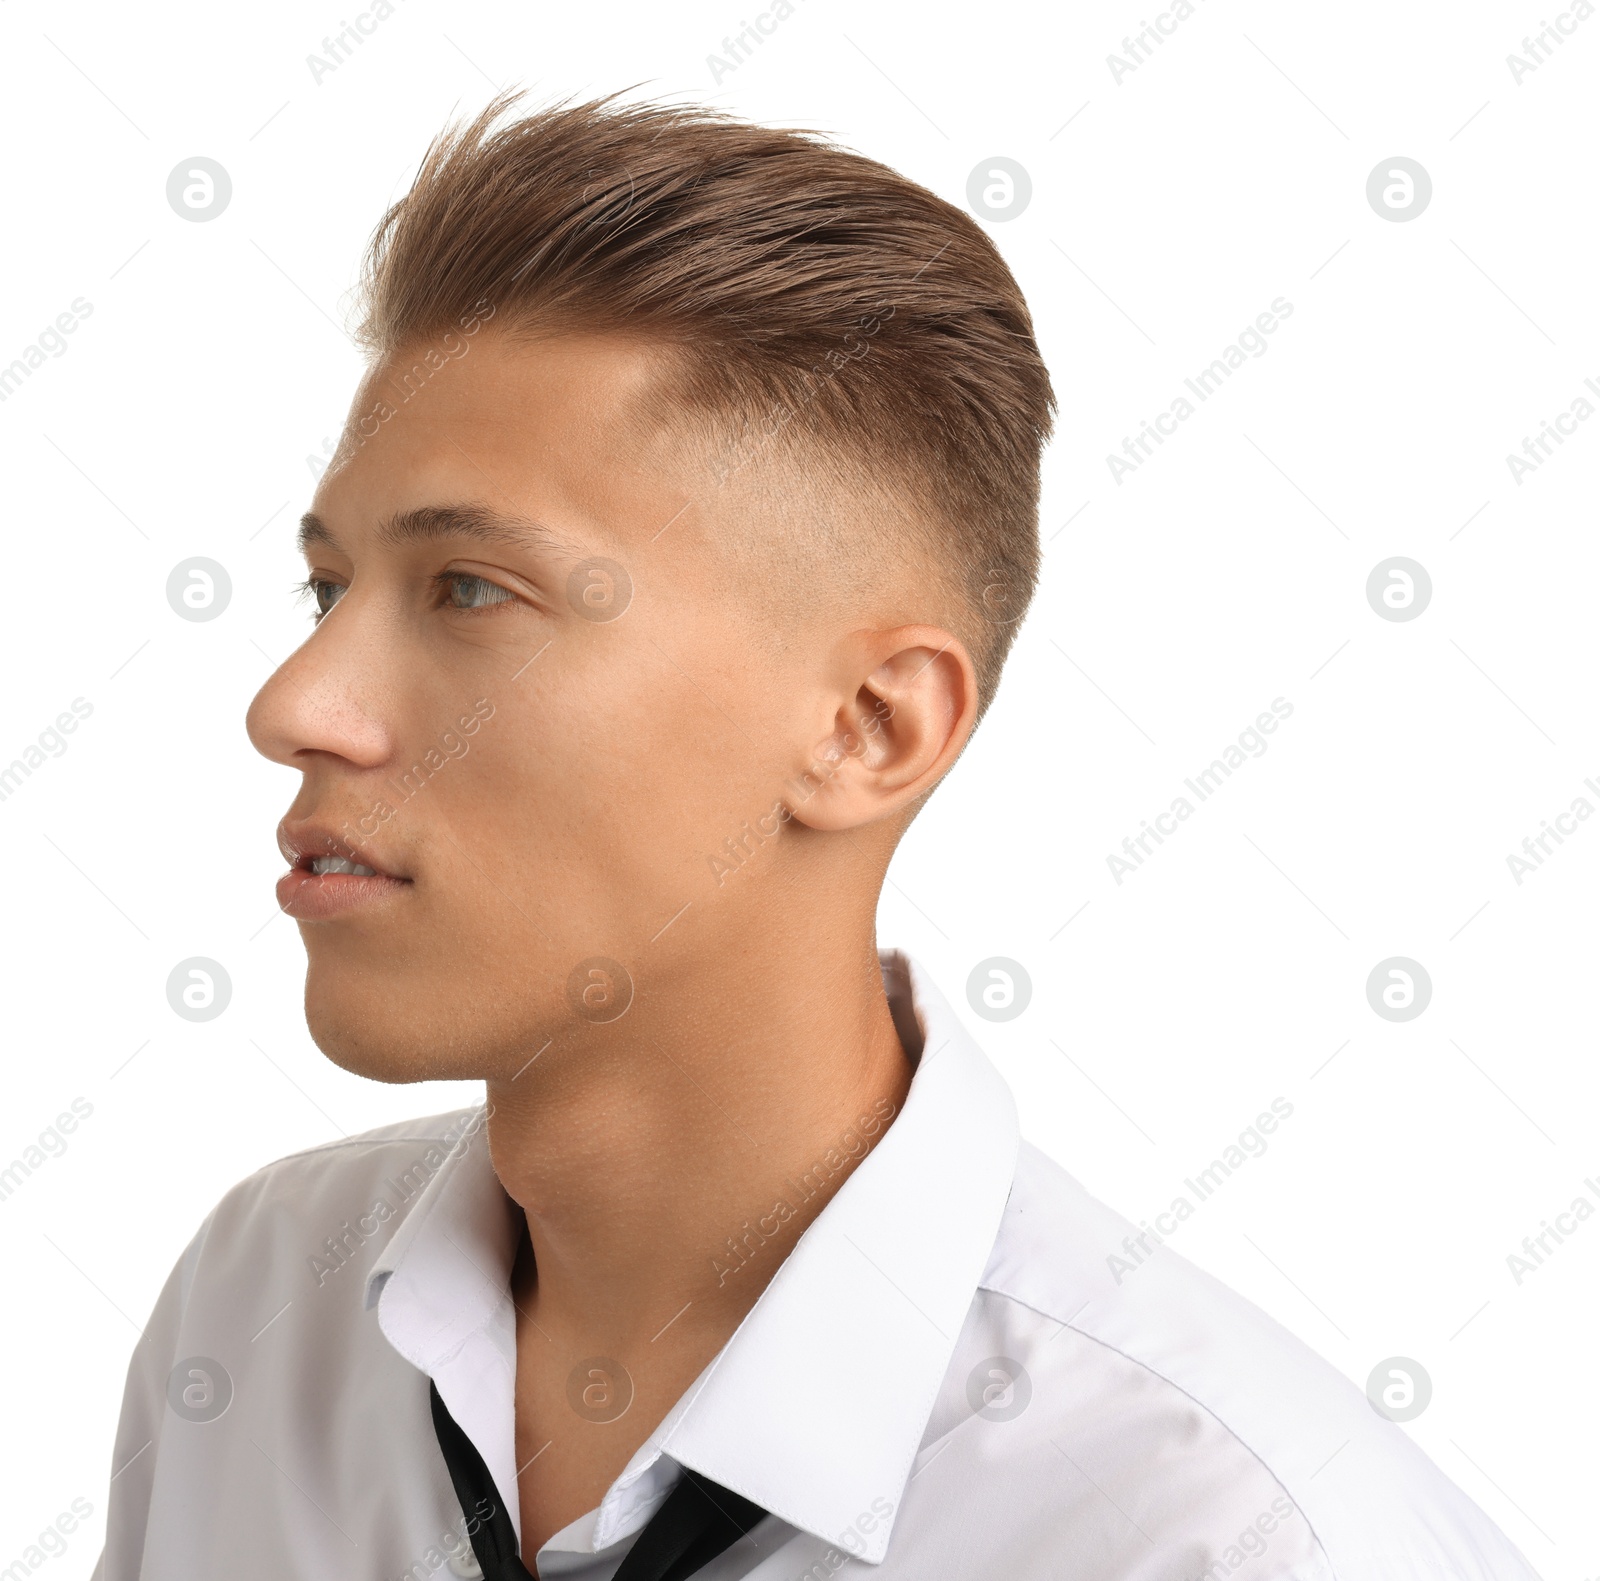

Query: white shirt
left=93, top=953, right=1540, bottom=1581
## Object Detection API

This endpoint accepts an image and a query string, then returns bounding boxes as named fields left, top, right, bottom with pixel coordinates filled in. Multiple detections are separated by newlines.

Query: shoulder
left=203, top=1105, right=484, bottom=1214
left=95, top=1108, right=486, bottom=1579
left=176, top=1106, right=487, bottom=1296
left=968, top=1140, right=1541, bottom=1581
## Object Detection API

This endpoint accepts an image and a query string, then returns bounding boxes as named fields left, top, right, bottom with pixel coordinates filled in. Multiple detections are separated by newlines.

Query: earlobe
left=787, top=627, right=977, bottom=833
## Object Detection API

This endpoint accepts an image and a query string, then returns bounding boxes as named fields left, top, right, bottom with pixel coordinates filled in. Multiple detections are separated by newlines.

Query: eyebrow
left=296, top=503, right=571, bottom=558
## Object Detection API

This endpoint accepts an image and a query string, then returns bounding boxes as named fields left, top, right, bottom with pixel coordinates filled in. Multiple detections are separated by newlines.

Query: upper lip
left=276, top=819, right=409, bottom=880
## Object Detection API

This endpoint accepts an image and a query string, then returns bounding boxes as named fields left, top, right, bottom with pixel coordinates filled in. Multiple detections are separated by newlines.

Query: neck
left=484, top=931, right=915, bottom=1365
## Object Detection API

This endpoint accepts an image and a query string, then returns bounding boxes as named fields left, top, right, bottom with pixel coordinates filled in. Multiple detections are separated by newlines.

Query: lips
left=275, top=820, right=411, bottom=921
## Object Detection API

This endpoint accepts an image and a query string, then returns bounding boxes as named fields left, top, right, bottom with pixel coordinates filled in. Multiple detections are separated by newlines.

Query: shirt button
left=447, top=1548, right=484, bottom=1578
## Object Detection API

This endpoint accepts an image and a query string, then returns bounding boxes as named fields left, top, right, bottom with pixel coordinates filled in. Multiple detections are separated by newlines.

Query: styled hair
left=354, top=90, right=1055, bottom=715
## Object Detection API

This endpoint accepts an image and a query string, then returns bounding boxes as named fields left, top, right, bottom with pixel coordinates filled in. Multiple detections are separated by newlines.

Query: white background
left=1, top=0, right=1595, bottom=1574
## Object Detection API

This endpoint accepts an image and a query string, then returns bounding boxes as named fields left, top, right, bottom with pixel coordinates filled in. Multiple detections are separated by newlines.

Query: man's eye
left=297, top=577, right=346, bottom=620
left=443, top=574, right=515, bottom=611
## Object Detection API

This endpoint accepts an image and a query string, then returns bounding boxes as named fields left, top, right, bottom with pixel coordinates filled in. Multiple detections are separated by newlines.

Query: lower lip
left=276, top=869, right=411, bottom=920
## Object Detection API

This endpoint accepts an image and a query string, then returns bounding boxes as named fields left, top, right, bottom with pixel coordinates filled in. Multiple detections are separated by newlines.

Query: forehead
left=371, top=325, right=667, bottom=428
left=312, top=328, right=683, bottom=542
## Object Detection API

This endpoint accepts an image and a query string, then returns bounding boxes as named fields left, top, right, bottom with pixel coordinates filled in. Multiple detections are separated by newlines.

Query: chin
left=306, top=1014, right=439, bottom=1084
left=302, top=964, right=549, bottom=1085
left=303, top=973, right=461, bottom=1084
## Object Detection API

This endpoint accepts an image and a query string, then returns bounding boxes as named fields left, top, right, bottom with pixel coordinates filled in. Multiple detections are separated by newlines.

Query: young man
left=94, top=93, right=1539, bottom=1581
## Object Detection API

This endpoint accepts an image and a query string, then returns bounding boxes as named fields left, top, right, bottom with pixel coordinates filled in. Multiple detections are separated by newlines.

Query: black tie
left=430, top=1380, right=768, bottom=1581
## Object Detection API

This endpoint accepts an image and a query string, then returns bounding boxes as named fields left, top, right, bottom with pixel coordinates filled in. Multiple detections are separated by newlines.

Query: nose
left=245, top=603, right=393, bottom=772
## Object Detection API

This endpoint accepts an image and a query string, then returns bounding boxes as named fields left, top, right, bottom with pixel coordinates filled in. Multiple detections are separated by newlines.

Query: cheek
left=429, top=685, right=684, bottom=892
left=428, top=629, right=786, bottom=930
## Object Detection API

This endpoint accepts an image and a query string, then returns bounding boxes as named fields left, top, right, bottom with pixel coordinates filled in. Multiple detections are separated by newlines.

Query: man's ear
left=787, top=626, right=979, bottom=832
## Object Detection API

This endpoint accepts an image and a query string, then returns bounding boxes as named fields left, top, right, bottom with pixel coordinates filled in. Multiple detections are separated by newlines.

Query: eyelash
left=293, top=577, right=338, bottom=623
left=293, top=573, right=517, bottom=623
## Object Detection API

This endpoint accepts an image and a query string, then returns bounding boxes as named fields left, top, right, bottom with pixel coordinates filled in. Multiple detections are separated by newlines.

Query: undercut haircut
left=354, top=89, right=1056, bottom=716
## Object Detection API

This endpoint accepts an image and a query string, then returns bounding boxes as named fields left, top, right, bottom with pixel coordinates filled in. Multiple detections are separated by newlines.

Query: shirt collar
left=365, top=950, right=1019, bottom=1566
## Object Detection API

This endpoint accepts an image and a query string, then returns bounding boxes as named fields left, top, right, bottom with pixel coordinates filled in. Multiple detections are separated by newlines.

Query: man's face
left=247, top=329, right=860, bottom=1080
